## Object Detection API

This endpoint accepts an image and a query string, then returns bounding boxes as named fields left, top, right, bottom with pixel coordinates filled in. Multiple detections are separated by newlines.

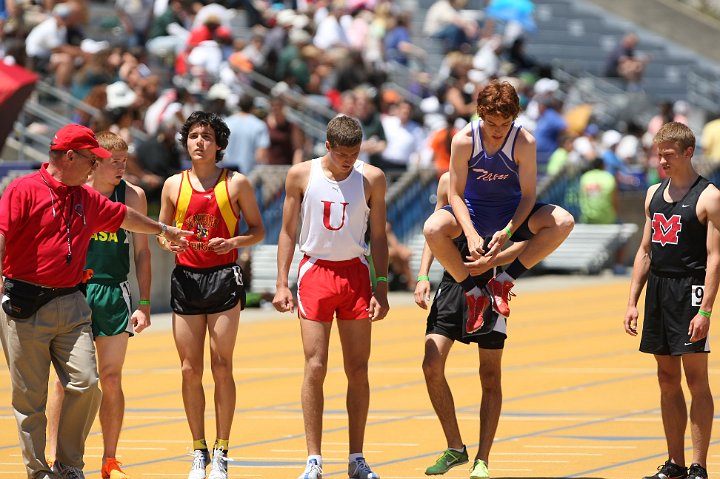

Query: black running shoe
left=644, top=460, right=688, bottom=479
left=687, top=463, right=708, bottom=479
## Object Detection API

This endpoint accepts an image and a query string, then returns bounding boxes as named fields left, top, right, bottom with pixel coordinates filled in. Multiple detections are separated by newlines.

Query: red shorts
left=296, top=255, right=372, bottom=322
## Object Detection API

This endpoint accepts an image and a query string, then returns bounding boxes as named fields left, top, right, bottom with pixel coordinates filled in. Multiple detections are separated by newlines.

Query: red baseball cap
left=50, top=124, right=112, bottom=159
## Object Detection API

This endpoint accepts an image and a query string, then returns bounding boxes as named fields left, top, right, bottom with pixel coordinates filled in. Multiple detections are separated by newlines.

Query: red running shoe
left=485, top=277, right=515, bottom=317
left=465, top=293, right=490, bottom=334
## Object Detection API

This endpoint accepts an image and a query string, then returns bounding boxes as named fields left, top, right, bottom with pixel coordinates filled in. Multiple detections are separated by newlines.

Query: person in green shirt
left=579, top=157, right=619, bottom=224
left=579, top=157, right=628, bottom=274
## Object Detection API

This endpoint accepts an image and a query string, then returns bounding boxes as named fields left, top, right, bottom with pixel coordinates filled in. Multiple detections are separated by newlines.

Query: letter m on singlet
left=652, top=213, right=682, bottom=246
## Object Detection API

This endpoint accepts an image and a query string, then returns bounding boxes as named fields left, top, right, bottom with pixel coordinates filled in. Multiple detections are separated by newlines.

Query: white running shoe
left=297, top=458, right=323, bottom=479
left=207, top=448, right=228, bottom=479
left=188, top=449, right=210, bottom=479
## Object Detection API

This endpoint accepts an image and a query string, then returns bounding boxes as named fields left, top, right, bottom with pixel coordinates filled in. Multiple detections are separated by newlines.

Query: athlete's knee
left=210, top=355, right=233, bottom=380
left=552, top=208, right=575, bottom=237
left=180, top=360, right=204, bottom=383
left=479, top=364, right=501, bottom=391
left=657, top=368, right=682, bottom=390
left=685, top=372, right=711, bottom=397
left=99, top=369, right=123, bottom=393
left=423, top=214, right=448, bottom=241
left=305, top=356, right=328, bottom=381
left=344, top=360, right=369, bottom=383
left=422, top=355, right=444, bottom=382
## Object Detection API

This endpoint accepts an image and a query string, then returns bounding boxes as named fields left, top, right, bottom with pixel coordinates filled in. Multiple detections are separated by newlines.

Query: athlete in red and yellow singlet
left=174, top=168, right=239, bottom=268
left=157, top=112, right=264, bottom=479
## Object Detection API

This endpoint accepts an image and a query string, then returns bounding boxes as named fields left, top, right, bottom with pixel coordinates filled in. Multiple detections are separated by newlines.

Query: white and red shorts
left=296, top=255, right=372, bottom=322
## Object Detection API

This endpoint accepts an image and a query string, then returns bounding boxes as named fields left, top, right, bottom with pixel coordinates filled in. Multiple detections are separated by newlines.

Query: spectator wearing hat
left=103, top=80, right=141, bottom=153
left=572, top=123, right=601, bottom=164
left=222, top=94, right=270, bottom=174
left=601, top=129, right=642, bottom=190
left=262, top=9, right=296, bottom=79
left=0, top=124, right=191, bottom=478
left=70, top=44, right=114, bottom=100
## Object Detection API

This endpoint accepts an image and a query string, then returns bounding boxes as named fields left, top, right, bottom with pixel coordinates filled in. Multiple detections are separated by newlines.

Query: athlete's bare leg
left=515, top=205, right=574, bottom=269
left=422, top=334, right=464, bottom=449
left=424, top=209, right=470, bottom=283
left=299, top=318, right=333, bottom=455
left=476, top=348, right=503, bottom=464
left=173, top=313, right=209, bottom=442
left=337, top=318, right=373, bottom=453
left=95, top=333, right=130, bottom=459
left=655, top=355, right=687, bottom=467
left=682, top=353, right=713, bottom=467
left=207, top=302, right=241, bottom=440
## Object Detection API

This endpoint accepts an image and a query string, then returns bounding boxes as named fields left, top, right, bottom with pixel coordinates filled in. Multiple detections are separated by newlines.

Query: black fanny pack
left=2, top=278, right=79, bottom=319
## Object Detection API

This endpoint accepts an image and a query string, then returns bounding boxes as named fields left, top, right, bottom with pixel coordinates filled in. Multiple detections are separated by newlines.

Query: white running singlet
left=298, top=158, right=370, bottom=261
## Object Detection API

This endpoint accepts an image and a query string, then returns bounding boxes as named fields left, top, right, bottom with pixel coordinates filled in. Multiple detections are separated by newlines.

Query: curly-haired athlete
left=159, top=111, right=265, bottom=479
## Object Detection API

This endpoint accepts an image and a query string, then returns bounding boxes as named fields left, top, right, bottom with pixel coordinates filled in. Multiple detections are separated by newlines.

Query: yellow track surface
left=0, top=278, right=718, bottom=478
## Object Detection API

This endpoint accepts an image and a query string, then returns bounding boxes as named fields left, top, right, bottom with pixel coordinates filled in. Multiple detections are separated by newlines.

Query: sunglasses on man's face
left=73, top=150, right=97, bottom=167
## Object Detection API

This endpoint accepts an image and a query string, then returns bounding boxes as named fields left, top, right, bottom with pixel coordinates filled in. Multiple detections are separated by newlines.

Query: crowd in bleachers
left=3, top=0, right=720, bottom=286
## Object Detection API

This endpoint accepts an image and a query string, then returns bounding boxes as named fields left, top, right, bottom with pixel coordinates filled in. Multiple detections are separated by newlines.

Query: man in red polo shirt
left=0, top=124, right=191, bottom=479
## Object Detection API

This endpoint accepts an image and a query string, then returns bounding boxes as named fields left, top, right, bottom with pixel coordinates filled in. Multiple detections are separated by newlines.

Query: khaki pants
left=0, top=291, right=101, bottom=478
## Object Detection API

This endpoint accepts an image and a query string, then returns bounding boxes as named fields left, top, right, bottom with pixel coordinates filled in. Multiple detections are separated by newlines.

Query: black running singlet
left=649, top=176, right=710, bottom=275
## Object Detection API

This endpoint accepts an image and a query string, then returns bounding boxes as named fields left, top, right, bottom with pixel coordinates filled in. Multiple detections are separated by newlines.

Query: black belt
left=7, top=278, right=79, bottom=297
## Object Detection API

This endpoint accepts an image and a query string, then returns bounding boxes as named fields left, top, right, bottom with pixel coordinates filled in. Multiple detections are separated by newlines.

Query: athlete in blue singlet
left=424, top=80, right=574, bottom=330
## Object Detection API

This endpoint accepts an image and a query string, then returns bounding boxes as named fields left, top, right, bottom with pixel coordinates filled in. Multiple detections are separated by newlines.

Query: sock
left=214, top=439, right=229, bottom=452
left=460, top=275, right=481, bottom=295
left=349, top=452, right=364, bottom=462
left=449, top=446, right=465, bottom=453
left=193, top=439, right=208, bottom=451
left=495, top=271, right=514, bottom=283
left=504, top=259, right=528, bottom=281
left=307, top=454, right=322, bottom=465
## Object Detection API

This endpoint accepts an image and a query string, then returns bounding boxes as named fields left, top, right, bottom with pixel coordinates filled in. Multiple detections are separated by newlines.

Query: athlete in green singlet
left=47, top=131, right=152, bottom=479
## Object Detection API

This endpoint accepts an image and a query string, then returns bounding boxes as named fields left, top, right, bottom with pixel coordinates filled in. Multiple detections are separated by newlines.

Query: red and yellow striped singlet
left=173, top=169, right=239, bottom=268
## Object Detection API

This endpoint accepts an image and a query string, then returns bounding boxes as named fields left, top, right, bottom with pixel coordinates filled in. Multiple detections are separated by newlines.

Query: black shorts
left=640, top=271, right=710, bottom=356
left=426, top=277, right=507, bottom=349
left=512, top=202, right=547, bottom=242
left=171, top=263, right=246, bottom=315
